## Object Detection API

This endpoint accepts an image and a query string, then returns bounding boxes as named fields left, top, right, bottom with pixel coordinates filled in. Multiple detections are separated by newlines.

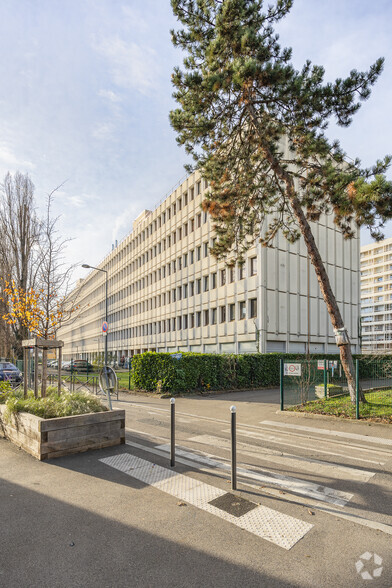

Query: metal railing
left=280, top=357, right=392, bottom=421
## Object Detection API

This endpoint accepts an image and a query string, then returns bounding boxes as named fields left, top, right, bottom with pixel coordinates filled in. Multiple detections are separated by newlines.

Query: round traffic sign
left=102, top=321, right=108, bottom=333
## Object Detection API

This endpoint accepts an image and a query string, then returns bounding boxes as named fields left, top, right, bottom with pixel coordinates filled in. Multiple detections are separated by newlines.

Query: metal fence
left=280, top=358, right=392, bottom=421
left=0, top=358, right=122, bottom=398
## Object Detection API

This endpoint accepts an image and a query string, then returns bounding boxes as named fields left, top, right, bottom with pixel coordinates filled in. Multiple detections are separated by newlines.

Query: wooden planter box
left=0, top=406, right=125, bottom=460
left=315, top=384, right=344, bottom=399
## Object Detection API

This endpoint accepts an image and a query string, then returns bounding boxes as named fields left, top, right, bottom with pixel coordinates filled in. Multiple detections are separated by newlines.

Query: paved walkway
left=1, top=388, right=392, bottom=587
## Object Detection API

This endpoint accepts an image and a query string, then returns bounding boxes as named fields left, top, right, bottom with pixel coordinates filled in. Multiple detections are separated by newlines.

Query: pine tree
left=169, top=0, right=392, bottom=402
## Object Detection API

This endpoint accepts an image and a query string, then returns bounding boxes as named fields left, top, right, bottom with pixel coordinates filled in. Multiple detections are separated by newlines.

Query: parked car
left=0, top=362, right=22, bottom=383
left=63, top=360, right=94, bottom=373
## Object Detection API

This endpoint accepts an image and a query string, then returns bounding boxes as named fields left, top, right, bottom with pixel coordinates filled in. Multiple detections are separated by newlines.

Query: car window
left=4, top=363, right=15, bottom=369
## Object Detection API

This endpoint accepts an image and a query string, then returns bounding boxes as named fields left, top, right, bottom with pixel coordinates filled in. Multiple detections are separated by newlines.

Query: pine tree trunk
left=246, top=105, right=364, bottom=402
left=288, top=193, right=363, bottom=402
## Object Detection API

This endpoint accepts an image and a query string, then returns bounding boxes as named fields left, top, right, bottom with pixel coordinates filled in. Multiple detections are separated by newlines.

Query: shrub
left=0, top=388, right=108, bottom=419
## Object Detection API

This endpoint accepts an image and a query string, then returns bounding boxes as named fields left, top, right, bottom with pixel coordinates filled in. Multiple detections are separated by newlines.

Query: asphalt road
left=1, top=388, right=392, bottom=587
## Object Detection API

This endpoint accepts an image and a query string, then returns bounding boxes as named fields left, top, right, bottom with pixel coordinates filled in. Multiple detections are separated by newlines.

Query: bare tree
left=0, top=172, right=41, bottom=356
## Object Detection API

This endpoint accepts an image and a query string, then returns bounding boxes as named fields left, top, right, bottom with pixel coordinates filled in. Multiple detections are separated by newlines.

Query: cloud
left=91, top=121, right=117, bottom=141
left=98, top=89, right=122, bottom=103
left=0, top=140, right=35, bottom=171
left=94, top=36, right=160, bottom=95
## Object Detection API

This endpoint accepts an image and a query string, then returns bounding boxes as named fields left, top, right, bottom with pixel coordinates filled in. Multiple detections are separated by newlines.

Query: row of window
left=93, top=258, right=258, bottom=323
left=101, top=299, right=258, bottom=341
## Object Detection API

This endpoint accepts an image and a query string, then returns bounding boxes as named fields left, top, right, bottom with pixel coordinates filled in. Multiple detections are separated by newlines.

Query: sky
left=0, top=0, right=391, bottom=282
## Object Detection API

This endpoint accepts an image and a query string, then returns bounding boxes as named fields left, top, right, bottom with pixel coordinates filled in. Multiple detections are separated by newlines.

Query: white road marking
left=187, top=434, right=375, bottom=482
left=155, top=443, right=352, bottom=507
left=261, top=421, right=392, bottom=447
left=100, top=452, right=313, bottom=550
left=230, top=428, right=386, bottom=465
left=125, top=439, right=392, bottom=537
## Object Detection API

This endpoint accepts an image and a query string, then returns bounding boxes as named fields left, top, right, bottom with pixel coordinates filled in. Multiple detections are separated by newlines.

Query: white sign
left=317, top=360, right=325, bottom=370
left=284, top=363, right=301, bottom=376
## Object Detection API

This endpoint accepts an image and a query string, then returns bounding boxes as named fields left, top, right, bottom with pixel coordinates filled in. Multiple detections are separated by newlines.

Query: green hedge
left=130, top=351, right=390, bottom=394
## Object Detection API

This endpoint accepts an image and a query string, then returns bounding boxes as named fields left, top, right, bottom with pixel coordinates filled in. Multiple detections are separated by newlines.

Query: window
left=178, top=228, right=182, bottom=241
left=204, top=309, right=209, bottom=325
left=229, top=303, right=235, bottom=321
left=190, top=218, right=195, bottom=232
left=177, top=316, right=182, bottom=330
left=203, top=275, right=209, bottom=291
left=183, top=284, right=188, bottom=298
left=190, top=187, right=194, bottom=200
left=172, top=260, right=176, bottom=273
left=238, top=264, right=245, bottom=280
left=220, top=305, right=226, bottom=323
left=239, top=301, right=246, bottom=319
left=196, top=279, right=201, bottom=294
left=183, top=253, right=188, bottom=267
left=197, top=213, right=202, bottom=228
left=183, top=223, right=188, bottom=237
left=178, top=197, right=182, bottom=211
left=173, top=231, right=177, bottom=244
left=249, top=298, right=257, bottom=318
left=211, top=308, right=217, bottom=325
left=177, top=286, right=182, bottom=300
left=190, top=249, right=194, bottom=264
left=197, top=181, right=201, bottom=195
left=203, top=242, right=209, bottom=257
left=183, top=192, right=188, bottom=206
left=172, top=288, right=176, bottom=302
left=189, top=313, right=195, bottom=328
left=250, top=257, right=257, bottom=276
left=178, top=256, right=182, bottom=270
left=183, top=314, right=188, bottom=329
left=172, top=317, right=176, bottom=331
left=189, top=281, right=194, bottom=296
left=196, top=311, right=201, bottom=327
left=211, top=272, right=217, bottom=289
left=220, top=269, right=226, bottom=286
left=196, top=246, right=201, bottom=261
left=229, top=267, right=235, bottom=283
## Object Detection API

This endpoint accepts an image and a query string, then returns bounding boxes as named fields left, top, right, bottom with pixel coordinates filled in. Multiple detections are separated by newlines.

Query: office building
left=59, top=171, right=360, bottom=361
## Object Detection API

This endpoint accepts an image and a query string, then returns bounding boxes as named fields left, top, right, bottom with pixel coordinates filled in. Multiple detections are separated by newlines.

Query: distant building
left=360, top=237, right=392, bottom=352
left=59, top=171, right=360, bottom=361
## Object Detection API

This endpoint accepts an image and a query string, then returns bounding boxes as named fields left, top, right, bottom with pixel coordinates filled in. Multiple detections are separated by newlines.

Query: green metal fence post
left=356, top=359, right=360, bottom=420
left=280, top=359, right=284, bottom=411
left=324, top=359, right=327, bottom=399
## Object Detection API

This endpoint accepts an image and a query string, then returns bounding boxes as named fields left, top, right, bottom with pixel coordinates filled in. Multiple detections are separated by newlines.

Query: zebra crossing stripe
left=155, top=444, right=352, bottom=507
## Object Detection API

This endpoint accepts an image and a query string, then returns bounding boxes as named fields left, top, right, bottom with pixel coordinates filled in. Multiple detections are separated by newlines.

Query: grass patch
left=0, top=384, right=108, bottom=419
left=287, top=389, right=392, bottom=422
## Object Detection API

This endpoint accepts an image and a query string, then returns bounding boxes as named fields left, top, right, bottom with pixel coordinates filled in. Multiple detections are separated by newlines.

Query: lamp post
left=82, top=264, right=108, bottom=367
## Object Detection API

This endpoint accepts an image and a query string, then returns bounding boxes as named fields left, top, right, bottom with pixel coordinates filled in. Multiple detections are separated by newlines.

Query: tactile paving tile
left=154, top=473, right=204, bottom=499
left=100, top=452, right=313, bottom=550
left=128, top=463, right=178, bottom=486
left=99, top=453, right=146, bottom=473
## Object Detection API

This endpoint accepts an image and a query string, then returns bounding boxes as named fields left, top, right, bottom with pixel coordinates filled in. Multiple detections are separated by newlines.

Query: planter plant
left=0, top=384, right=125, bottom=460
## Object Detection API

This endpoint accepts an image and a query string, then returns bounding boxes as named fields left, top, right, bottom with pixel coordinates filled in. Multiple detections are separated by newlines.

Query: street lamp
left=82, top=264, right=108, bottom=367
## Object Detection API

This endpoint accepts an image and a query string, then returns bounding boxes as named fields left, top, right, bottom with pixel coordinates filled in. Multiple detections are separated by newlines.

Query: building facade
left=360, top=237, right=392, bottom=352
left=60, top=171, right=360, bottom=361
